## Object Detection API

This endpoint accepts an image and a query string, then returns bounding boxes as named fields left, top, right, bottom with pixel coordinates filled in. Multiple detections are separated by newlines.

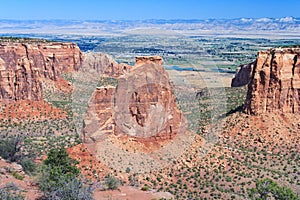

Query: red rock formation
left=83, top=52, right=130, bottom=78
left=83, top=56, right=186, bottom=143
left=231, top=62, right=255, bottom=87
left=83, top=85, right=116, bottom=142
left=135, top=56, right=163, bottom=67
left=114, top=58, right=184, bottom=140
left=244, top=48, right=300, bottom=115
left=0, top=42, right=82, bottom=101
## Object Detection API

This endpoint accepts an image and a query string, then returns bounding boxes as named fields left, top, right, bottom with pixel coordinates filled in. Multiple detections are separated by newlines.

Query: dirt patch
left=67, top=143, right=110, bottom=181
left=93, top=186, right=173, bottom=200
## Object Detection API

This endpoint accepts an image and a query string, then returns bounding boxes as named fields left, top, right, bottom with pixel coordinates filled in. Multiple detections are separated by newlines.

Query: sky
left=0, top=0, right=299, bottom=20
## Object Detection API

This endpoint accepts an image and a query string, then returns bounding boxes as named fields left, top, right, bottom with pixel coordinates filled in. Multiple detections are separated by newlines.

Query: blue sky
left=0, top=0, right=299, bottom=20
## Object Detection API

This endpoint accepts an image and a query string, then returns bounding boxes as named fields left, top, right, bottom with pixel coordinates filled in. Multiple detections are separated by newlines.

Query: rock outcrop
left=0, top=42, right=82, bottom=101
left=83, top=85, right=116, bottom=141
left=83, top=56, right=186, bottom=143
left=83, top=52, right=130, bottom=78
left=231, top=62, right=255, bottom=87
left=135, top=56, right=163, bottom=67
left=244, top=48, right=300, bottom=115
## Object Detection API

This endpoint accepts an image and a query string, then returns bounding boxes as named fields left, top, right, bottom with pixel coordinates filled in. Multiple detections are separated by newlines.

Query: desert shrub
left=105, top=174, right=120, bottom=190
left=141, top=185, right=151, bottom=191
left=20, top=158, right=36, bottom=175
left=11, top=171, right=24, bottom=180
left=0, top=186, right=24, bottom=200
left=0, top=137, right=21, bottom=162
left=49, top=178, right=93, bottom=200
left=125, top=167, right=131, bottom=173
left=0, top=183, right=24, bottom=200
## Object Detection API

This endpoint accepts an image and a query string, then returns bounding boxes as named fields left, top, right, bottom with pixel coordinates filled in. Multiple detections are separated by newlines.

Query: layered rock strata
left=83, top=56, right=186, bottom=142
left=244, top=48, right=300, bottom=115
left=231, top=62, right=255, bottom=87
left=0, top=42, right=82, bottom=101
left=83, top=52, right=130, bottom=78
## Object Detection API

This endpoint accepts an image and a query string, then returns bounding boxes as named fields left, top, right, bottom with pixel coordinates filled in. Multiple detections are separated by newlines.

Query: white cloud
left=279, top=16, right=295, bottom=23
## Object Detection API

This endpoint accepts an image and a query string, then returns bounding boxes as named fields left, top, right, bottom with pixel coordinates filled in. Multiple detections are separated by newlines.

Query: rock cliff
left=231, top=62, right=255, bottom=87
left=83, top=52, right=130, bottom=78
left=244, top=48, right=300, bottom=115
left=83, top=56, right=186, bottom=143
left=135, top=56, right=163, bottom=67
left=0, top=42, right=82, bottom=101
left=83, top=85, right=116, bottom=141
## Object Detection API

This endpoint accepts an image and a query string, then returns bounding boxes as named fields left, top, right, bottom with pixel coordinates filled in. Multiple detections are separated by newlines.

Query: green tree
left=38, top=147, right=93, bottom=199
left=249, top=178, right=299, bottom=200
left=43, top=148, right=80, bottom=176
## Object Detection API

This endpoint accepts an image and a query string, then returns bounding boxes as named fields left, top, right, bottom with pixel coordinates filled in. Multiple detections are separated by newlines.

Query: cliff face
left=83, top=56, right=186, bottom=143
left=135, top=56, right=163, bottom=67
left=114, top=56, right=184, bottom=140
left=244, top=48, right=300, bottom=115
left=83, top=85, right=116, bottom=141
left=231, top=62, right=255, bottom=87
left=0, top=42, right=82, bottom=101
left=83, top=52, right=130, bottom=78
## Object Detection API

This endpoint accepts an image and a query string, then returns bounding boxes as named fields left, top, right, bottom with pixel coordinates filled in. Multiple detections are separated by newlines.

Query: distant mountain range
left=0, top=17, right=299, bottom=37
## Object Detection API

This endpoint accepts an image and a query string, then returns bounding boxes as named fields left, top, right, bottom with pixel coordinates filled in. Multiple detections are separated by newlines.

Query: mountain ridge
left=1, top=17, right=299, bottom=36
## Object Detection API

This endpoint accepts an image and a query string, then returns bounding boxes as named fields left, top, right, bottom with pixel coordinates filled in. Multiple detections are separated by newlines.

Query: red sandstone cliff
left=0, top=42, right=82, bottom=101
left=135, top=56, right=163, bottom=67
left=231, top=62, right=255, bottom=87
left=244, top=48, right=300, bottom=115
left=83, top=56, right=186, bottom=143
left=83, top=52, right=130, bottom=78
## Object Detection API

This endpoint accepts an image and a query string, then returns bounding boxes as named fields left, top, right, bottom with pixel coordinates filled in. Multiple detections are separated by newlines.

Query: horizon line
left=0, top=16, right=298, bottom=22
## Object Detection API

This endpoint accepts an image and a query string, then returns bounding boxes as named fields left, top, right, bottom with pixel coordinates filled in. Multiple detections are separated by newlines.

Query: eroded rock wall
left=0, top=42, right=82, bottom=101
left=83, top=52, right=130, bottom=78
left=231, top=62, right=255, bottom=87
left=244, top=48, right=300, bottom=115
left=83, top=56, right=186, bottom=142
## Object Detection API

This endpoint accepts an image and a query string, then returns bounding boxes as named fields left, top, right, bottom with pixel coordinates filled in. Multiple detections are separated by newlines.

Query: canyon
left=0, top=39, right=299, bottom=199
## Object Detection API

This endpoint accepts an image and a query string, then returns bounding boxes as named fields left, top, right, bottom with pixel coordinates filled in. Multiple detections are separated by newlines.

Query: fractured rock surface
left=83, top=52, right=131, bottom=77
left=0, top=42, right=82, bottom=101
left=83, top=56, right=186, bottom=142
left=231, top=62, right=255, bottom=87
left=244, top=48, right=300, bottom=115
left=135, top=56, right=163, bottom=67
